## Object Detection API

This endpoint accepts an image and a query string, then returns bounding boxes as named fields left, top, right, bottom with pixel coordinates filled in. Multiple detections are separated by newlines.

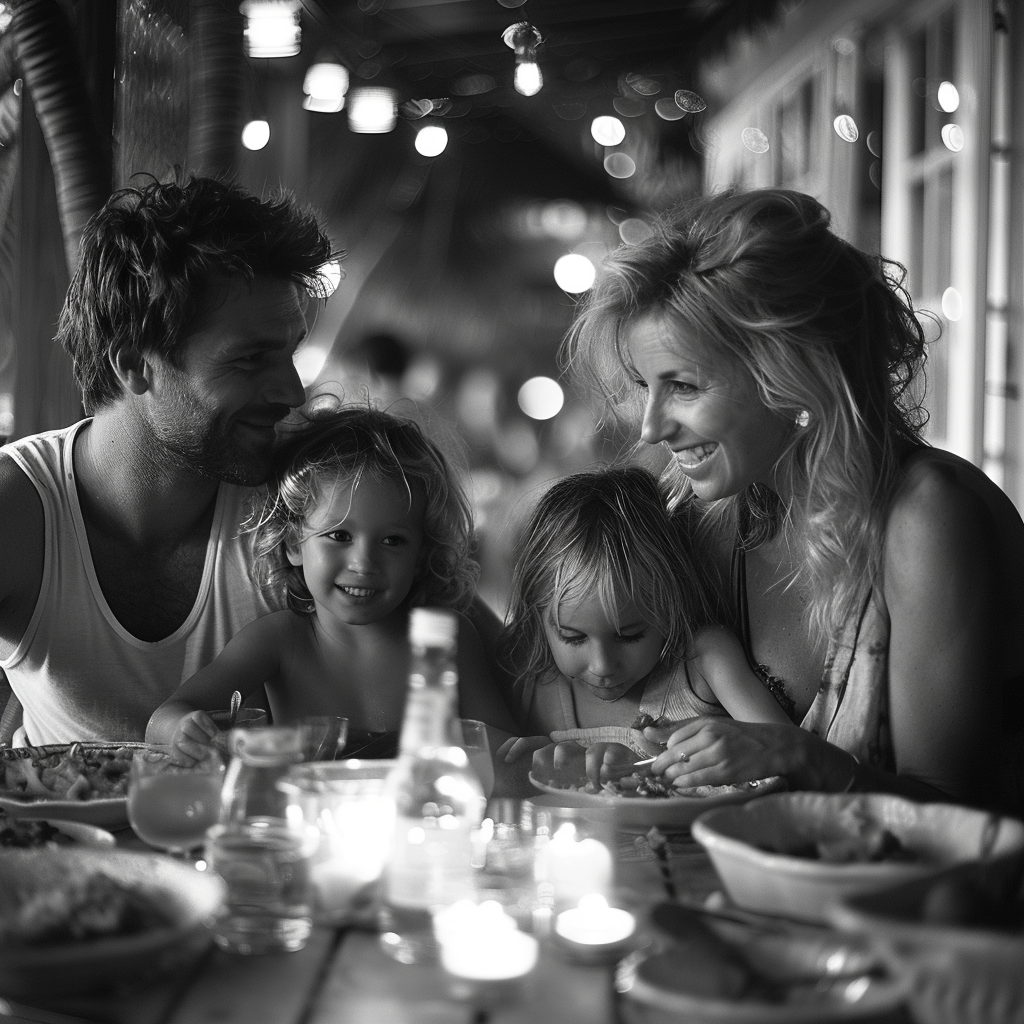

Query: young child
left=496, top=466, right=792, bottom=787
left=147, top=405, right=516, bottom=761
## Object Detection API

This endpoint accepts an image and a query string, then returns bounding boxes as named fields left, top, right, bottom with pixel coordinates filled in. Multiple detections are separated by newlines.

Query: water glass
left=292, top=716, right=349, bottom=761
left=474, top=799, right=539, bottom=930
left=458, top=719, right=494, bottom=798
left=205, top=820, right=320, bottom=955
left=127, top=746, right=226, bottom=857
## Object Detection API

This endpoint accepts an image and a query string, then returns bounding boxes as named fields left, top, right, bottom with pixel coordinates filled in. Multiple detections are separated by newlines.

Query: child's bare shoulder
left=689, top=623, right=745, bottom=661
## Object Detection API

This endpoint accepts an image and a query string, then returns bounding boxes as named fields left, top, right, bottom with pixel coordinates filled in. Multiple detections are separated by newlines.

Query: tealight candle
left=434, top=900, right=539, bottom=1007
left=554, top=894, right=637, bottom=964
left=536, top=823, right=613, bottom=907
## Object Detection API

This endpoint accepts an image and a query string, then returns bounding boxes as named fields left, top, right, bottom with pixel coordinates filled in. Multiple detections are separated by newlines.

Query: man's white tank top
left=0, top=419, right=279, bottom=744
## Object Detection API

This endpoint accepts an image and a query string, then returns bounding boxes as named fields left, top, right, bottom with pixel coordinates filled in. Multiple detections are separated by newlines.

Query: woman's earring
left=795, top=409, right=811, bottom=428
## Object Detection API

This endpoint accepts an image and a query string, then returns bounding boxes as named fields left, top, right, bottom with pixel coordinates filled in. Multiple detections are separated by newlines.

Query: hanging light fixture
left=348, top=86, right=398, bottom=133
left=241, top=0, right=301, bottom=59
left=502, top=22, right=543, bottom=96
left=303, top=63, right=349, bottom=113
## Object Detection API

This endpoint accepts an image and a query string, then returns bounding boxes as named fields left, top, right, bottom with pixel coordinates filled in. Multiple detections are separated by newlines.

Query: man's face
left=148, top=275, right=308, bottom=485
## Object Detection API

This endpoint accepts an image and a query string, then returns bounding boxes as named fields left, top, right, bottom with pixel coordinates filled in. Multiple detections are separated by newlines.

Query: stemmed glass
left=127, top=745, right=226, bottom=858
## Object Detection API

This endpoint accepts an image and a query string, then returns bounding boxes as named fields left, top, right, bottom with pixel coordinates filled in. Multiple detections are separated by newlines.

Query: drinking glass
left=127, top=746, right=226, bottom=856
left=458, top=719, right=494, bottom=798
left=293, top=716, right=349, bottom=761
left=205, top=819, right=320, bottom=954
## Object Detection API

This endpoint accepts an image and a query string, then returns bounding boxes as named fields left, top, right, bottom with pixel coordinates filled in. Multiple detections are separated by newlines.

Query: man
left=0, top=176, right=337, bottom=744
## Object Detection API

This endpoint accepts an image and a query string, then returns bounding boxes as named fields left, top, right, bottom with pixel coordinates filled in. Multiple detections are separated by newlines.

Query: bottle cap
left=409, top=607, right=458, bottom=648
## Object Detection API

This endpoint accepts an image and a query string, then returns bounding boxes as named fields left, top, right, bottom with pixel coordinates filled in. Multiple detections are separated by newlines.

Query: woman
left=561, top=187, right=1024, bottom=814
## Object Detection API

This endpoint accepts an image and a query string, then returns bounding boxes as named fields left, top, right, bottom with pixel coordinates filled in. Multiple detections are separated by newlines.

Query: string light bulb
left=502, top=22, right=543, bottom=97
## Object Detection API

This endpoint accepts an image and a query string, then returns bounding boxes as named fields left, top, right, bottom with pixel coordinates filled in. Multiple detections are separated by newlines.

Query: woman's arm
left=690, top=626, right=793, bottom=725
left=882, top=457, right=1003, bottom=804
left=146, top=611, right=288, bottom=749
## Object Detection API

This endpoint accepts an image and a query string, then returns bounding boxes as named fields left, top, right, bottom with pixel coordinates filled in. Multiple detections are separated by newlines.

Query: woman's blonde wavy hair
left=498, top=466, right=719, bottom=686
left=247, top=403, right=478, bottom=615
left=561, top=188, right=929, bottom=643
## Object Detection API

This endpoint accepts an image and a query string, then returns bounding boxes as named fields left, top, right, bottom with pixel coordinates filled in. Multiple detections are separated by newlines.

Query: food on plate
left=540, top=770, right=762, bottom=801
left=0, top=818, right=78, bottom=848
left=0, top=868, right=175, bottom=945
left=0, top=745, right=134, bottom=801
left=755, top=803, right=924, bottom=864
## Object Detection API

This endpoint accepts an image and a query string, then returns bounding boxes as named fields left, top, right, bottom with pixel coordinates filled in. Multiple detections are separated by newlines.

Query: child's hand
left=583, top=742, right=639, bottom=787
left=497, top=735, right=551, bottom=764
left=531, top=740, right=587, bottom=778
left=169, top=710, right=219, bottom=766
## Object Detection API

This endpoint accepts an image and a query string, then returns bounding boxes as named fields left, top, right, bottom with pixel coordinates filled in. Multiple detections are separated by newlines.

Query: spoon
left=228, top=690, right=242, bottom=728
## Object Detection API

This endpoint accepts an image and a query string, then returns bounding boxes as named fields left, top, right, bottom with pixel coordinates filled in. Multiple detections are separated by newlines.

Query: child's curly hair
left=247, top=404, right=478, bottom=615
left=498, top=465, right=719, bottom=685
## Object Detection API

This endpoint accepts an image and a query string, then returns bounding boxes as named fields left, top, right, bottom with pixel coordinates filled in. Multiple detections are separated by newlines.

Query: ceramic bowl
left=616, top=918, right=909, bottom=1023
left=691, top=792, right=1024, bottom=923
left=831, top=860, right=1024, bottom=1024
left=0, top=846, right=225, bottom=997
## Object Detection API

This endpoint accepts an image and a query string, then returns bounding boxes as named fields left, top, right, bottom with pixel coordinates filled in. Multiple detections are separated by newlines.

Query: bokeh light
left=303, top=63, right=348, bottom=113
left=941, top=286, right=963, bottom=322
left=514, top=62, right=542, bottom=96
left=294, top=345, right=328, bottom=386
left=591, top=116, right=625, bottom=146
left=937, top=81, right=960, bottom=113
left=741, top=127, right=770, bottom=153
left=318, top=259, right=343, bottom=297
left=941, top=123, right=964, bottom=152
left=241, top=120, right=271, bottom=150
left=673, top=89, right=706, bottom=113
left=241, top=0, right=301, bottom=58
left=553, top=253, right=596, bottom=293
left=348, top=87, right=398, bottom=133
left=518, top=377, right=564, bottom=420
left=603, top=152, right=636, bottom=178
left=415, top=125, right=449, bottom=157
left=619, top=218, right=653, bottom=245
left=833, top=114, right=859, bottom=143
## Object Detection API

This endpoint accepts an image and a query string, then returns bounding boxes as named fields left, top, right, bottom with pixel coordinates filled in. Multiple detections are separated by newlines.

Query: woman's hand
left=643, top=716, right=853, bottom=791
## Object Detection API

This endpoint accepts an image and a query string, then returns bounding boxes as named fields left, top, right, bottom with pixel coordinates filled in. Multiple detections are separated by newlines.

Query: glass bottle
left=379, top=608, right=486, bottom=964
left=218, top=725, right=304, bottom=825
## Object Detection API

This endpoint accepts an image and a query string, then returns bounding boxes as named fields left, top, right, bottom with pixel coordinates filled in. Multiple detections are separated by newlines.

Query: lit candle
left=554, top=894, right=637, bottom=964
left=434, top=900, right=539, bottom=1006
left=536, top=823, right=613, bottom=907
left=308, top=799, right=393, bottom=922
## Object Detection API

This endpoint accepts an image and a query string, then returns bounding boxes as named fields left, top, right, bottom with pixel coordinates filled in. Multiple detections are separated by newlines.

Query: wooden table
left=12, top=829, right=721, bottom=1024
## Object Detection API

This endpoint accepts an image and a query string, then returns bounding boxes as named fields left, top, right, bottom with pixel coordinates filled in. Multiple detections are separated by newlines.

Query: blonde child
left=147, top=405, right=516, bottom=761
left=496, top=466, right=791, bottom=786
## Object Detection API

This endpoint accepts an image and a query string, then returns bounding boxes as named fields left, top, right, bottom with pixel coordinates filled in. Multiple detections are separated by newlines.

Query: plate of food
left=529, top=768, right=786, bottom=829
left=0, top=816, right=116, bottom=849
left=0, top=846, right=224, bottom=998
left=0, top=742, right=145, bottom=828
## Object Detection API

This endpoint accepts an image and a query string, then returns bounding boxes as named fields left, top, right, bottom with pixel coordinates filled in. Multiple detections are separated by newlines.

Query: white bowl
left=616, top=923, right=910, bottom=1023
left=0, top=847, right=225, bottom=997
left=691, top=792, right=1024, bottom=923
left=831, top=862, right=1024, bottom=1024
